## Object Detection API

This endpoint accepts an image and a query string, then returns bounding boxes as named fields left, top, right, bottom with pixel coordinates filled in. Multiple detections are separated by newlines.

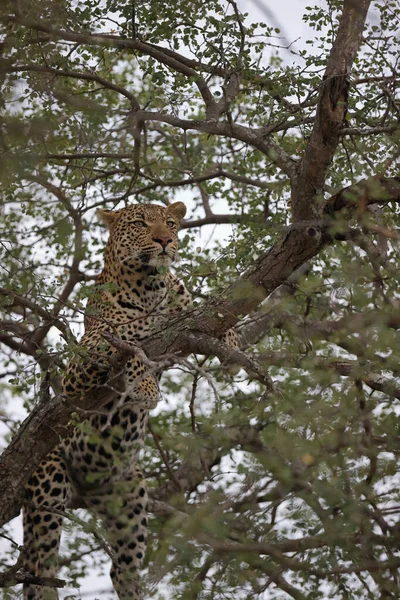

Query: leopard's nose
left=152, top=236, right=172, bottom=249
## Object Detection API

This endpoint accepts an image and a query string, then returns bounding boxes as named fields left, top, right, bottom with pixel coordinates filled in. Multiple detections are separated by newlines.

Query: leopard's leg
left=84, top=466, right=148, bottom=600
left=23, top=449, right=72, bottom=600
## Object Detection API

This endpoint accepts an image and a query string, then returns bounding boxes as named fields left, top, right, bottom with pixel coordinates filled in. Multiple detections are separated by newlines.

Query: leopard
left=22, top=201, right=238, bottom=600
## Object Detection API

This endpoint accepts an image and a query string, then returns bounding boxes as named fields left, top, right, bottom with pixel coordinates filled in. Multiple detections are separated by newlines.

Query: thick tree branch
left=293, top=0, right=371, bottom=221
left=325, top=175, right=400, bottom=212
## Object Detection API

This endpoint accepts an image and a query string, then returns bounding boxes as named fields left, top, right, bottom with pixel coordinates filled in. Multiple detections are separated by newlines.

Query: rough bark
left=292, top=0, right=371, bottom=221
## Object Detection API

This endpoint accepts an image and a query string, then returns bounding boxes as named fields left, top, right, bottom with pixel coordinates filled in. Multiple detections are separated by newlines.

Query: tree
left=0, top=0, right=399, bottom=597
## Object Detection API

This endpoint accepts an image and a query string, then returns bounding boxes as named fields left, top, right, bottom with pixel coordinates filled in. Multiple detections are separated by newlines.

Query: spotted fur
left=22, top=201, right=237, bottom=600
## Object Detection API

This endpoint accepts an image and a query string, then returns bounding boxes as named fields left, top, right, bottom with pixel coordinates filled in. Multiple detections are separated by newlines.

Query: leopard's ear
left=167, top=201, right=187, bottom=222
left=97, top=209, right=122, bottom=229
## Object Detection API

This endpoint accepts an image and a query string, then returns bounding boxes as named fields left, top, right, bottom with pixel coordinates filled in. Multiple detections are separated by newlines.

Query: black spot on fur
left=111, top=413, right=120, bottom=427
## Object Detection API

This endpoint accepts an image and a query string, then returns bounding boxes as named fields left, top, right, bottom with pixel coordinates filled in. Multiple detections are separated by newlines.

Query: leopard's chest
left=104, top=288, right=172, bottom=341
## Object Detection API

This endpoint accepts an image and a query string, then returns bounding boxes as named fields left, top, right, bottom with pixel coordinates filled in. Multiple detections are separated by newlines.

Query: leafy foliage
left=0, top=0, right=399, bottom=598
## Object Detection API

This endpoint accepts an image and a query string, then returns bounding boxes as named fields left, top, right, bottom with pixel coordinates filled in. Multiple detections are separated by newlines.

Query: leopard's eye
left=133, top=219, right=147, bottom=227
left=166, top=219, right=176, bottom=228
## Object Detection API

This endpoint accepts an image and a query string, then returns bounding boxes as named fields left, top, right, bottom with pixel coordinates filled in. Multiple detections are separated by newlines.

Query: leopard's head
left=97, top=202, right=187, bottom=270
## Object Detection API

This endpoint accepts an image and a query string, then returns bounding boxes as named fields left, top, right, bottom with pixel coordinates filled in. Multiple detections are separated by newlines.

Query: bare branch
left=6, top=64, right=140, bottom=109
